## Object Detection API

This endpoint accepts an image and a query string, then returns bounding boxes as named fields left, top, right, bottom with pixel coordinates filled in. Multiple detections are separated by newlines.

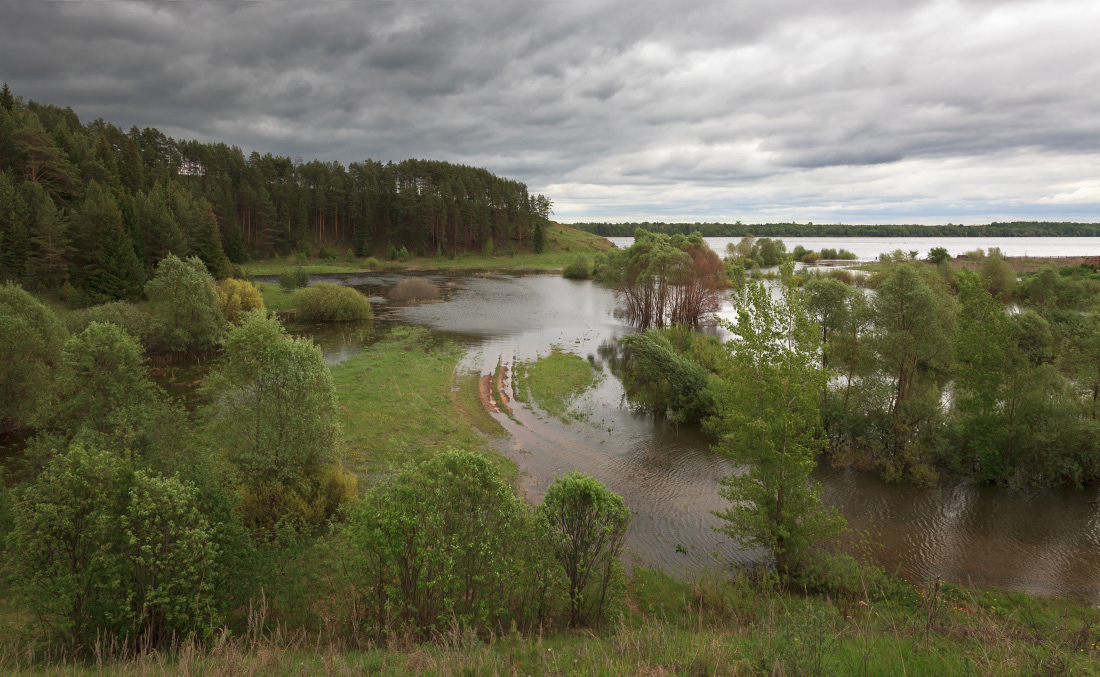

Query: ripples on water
left=287, top=270, right=1100, bottom=601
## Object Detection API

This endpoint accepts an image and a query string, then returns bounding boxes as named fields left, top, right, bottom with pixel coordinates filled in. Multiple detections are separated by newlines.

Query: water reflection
left=246, top=271, right=1100, bottom=600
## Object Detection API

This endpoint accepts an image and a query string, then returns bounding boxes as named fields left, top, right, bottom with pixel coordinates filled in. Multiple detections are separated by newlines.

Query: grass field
left=240, top=223, right=614, bottom=276
left=330, top=326, right=513, bottom=481
left=512, top=348, right=600, bottom=423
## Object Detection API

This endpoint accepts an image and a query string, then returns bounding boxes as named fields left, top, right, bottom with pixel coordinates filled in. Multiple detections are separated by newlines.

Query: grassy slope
left=240, top=222, right=614, bottom=276
left=330, top=326, right=511, bottom=480
left=16, top=567, right=1099, bottom=675
left=512, top=348, right=599, bottom=423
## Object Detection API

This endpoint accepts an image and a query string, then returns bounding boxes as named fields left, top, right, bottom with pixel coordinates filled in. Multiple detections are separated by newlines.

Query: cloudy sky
left=3, top=1, right=1099, bottom=223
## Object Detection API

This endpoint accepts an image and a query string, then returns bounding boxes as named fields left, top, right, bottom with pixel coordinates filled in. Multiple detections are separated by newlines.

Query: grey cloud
left=1, top=0, right=1098, bottom=222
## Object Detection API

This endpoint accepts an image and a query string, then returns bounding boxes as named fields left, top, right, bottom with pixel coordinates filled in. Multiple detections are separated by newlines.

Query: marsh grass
left=388, top=278, right=440, bottom=303
left=512, top=348, right=600, bottom=423
left=330, top=326, right=513, bottom=480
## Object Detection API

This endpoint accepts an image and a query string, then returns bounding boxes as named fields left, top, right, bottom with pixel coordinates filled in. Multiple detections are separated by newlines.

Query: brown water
left=283, top=272, right=1100, bottom=601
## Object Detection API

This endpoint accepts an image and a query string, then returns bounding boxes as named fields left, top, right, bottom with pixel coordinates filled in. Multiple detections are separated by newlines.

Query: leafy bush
left=563, top=254, right=592, bottom=280
left=362, top=257, right=381, bottom=269
left=292, top=282, right=373, bottom=321
left=202, top=312, right=349, bottom=532
left=540, top=472, right=630, bottom=628
left=277, top=268, right=309, bottom=292
left=927, top=247, right=951, bottom=265
left=69, top=301, right=165, bottom=348
left=216, top=278, right=265, bottom=323
left=318, top=246, right=337, bottom=261
left=6, top=443, right=219, bottom=652
left=0, top=282, right=67, bottom=431
left=388, top=277, right=440, bottom=302
left=398, top=245, right=410, bottom=261
left=800, top=251, right=821, bottom=264
left=341, top=450, right=559, bottom=639
left=386, top=243, right=399, bottom=261
left=144, top=254, right=226, bottom=353
left=482, top=239, right=494, bottom=257
left=818, top=247, right=838, bottom=260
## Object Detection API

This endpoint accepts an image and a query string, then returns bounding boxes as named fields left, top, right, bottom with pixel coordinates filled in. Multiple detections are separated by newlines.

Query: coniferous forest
left=0, top=84, right=552, bottom=301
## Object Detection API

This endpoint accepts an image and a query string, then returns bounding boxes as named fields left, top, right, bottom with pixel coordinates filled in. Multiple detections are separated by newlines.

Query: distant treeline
left=574, top=221, right=1100, bottom=238
left=0, top=83, right=551, bottom=300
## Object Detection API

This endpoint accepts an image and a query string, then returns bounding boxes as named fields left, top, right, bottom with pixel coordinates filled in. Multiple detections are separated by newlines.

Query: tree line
left=575, top=221, right=1100, bottom=238
left=0, top=83, right=552, bottom=303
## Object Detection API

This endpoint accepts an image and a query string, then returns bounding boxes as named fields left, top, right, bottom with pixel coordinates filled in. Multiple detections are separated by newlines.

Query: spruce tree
left=0, top=171, right=29, bottom=279
left=78, top=186, right=144, bottom=300
left=27, top=194, right=74, bottom=288
left=191, top=205, right=229, bottom=278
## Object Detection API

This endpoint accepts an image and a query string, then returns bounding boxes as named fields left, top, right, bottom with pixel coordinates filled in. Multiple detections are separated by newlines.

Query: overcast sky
left=3, top=1, right=1099, bottom=224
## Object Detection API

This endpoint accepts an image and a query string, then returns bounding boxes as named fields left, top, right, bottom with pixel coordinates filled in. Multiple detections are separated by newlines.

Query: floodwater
left=0, top=262, right=1087, bottom=599
left=272, top=271, right=1100, bottom=601
left=607, top=236, right=1100, bottom=260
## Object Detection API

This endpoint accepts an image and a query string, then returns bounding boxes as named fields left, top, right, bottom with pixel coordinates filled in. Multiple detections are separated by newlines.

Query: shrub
left=68, top=302, right=164, bottom=348
left=389, top=277, right=440, bottom=302
left=965, top=247, right=986, bottom=259
left=362, top=257, right=381, bottom=270
left=825, top=268, right=855, bottom=285
left=0, top=283, right=67, bottom=431
left=818, top=247, right=838, bottom=260
left=386, top=243, right=399, bottom=261
left=277, top=268, right=309, bottom=292
left=202, top=312, right=347, bottom=532
left=144, top=254, right=226, bottom=353
left=927, top=247, right=951, bottom=265
left=540, top=472, right=630, bottom=628
left=836, top=249, right=858, bottom=260
left=341, top=450, right=559, bottom=639
left=216, top=278, right=264, bottom=323
left=482, top=239, right=494, bottom=257
left=292, top=282, right=373, bottom=321
left=563, top=254, right=592, bottom=279
left=801, top=251, right=822, bottom=264
left=6, top=443, right=219, bottom=652
left=318, top=246, right=337, bottom=261
left=397, top=246, right=410, bottom=261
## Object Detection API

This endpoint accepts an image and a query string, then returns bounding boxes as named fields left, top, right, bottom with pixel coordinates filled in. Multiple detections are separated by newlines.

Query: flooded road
left=290, top=271, right=1100, bottom=601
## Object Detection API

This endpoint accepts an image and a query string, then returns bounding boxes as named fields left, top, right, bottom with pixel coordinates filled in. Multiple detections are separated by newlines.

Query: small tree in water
left=705, top=263, right=844, bottom=575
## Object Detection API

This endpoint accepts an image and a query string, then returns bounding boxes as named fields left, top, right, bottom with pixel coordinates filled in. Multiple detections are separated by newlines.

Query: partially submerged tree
left=705, top=264, right=844, bottom=575
left=144, top=253, right=226, bottom=352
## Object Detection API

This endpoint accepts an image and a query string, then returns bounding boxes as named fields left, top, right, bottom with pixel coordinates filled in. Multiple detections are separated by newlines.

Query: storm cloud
left=2, top=0, right=1098, bottom=223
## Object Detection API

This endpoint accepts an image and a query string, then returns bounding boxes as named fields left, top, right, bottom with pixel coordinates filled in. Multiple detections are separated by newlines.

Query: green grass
left=257, top=281, right=296, bottom=314
left=512, top=348, right=600, bottom=423
left=330, top=326, right=513, bottom=481
left=240, top=223, right=614, bottom=276
left=10, top=566, right=1098, bottom=674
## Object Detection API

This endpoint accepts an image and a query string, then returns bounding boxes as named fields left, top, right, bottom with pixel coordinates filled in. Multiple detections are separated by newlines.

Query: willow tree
left=705, top=264, right=844, bottom=575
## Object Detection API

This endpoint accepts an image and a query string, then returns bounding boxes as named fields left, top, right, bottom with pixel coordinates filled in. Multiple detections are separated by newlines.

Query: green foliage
left=532, top=220, right=545, bottom=254
left=705, top=265, right=845, bottom=575
left=202, top=311, right=345, bottom=531
left=6, top=442, right=219, bottom=651
left=562, top=254, right=591, bottom=279
left=341, top=450, right=558, bottom=639
left=292, top=282, right=373, bottom=321
left=512, top=349, right=599, bottom=423
left=52, top=322, right=164, bottom=452
left=619, top=328, right=714, bottom=423
left=927, top=246, right=951, bottom=265
left=277, top=267, right=309, bottom=291
left=67, top=300, right=164, bottom=348
left=388, top=277, right=440, bottom=302
left=0, top=282, right=66, bottom=431
left=75, top=183, right=144, bottom=301
left=540, top=471, right=629, bottom=628
left=980, top=249, right=1016, bottom=302
left=144, top=254, right=226, bottom=353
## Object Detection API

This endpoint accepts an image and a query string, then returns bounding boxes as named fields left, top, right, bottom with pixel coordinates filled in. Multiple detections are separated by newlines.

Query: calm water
left=271, top=271, right=1100, bottom=601
left=607, top=236, right=1100, bottom=260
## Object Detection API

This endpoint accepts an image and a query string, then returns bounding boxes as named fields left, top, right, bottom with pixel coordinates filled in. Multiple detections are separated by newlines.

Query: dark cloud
left=1, top=0, right=1098, bottom=222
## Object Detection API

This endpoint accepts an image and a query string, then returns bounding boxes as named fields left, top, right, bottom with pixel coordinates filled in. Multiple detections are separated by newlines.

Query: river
left=297, top=270, right=1100, bottom=603
left=606, top=236, right=1100, bottom=260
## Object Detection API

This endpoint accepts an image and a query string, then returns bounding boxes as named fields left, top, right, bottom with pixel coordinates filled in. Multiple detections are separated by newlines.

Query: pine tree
left=27, top=193, right=74, bottom=288
left=532, top=219, right=545, bottom=254
left=0, top=83, right=13, bottom=112
left=0, top=171, right=29, bottom=279
left=190, top=205, right=229, bottom=278
left=77, top=185, right=143, bottom=300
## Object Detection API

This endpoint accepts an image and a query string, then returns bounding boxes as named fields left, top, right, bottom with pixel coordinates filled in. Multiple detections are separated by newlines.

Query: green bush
left=800, top=251, right=822, bottom=264
left=68, top=301, right=165, bottom=348
left=341, top=450, right=560, bottom=639
left=0, top=283, right=67, bottom=431
left=362, top=256, right=381, bottom=269
left=540, top=472, right=630, bottom=628
left=818, top=247, right=838, bottom=260
left=318, top=246, right=337, bottom=261
left=927, top=247, right=951, bottom=265
left=563, top=254, right=592, bottom=280
left=144, top=254, right=226, bottom=353
left=292, top=282, right=373, bottom=321
left=278, top=268, right=310, bottom=292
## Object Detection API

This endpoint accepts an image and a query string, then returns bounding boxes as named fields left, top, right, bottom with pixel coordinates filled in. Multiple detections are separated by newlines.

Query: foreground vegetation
left=512, top=349, right=601, bottom=423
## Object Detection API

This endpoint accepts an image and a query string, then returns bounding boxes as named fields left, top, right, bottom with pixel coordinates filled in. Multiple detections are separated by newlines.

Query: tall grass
left=388, top=278, right=440, bottom=302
